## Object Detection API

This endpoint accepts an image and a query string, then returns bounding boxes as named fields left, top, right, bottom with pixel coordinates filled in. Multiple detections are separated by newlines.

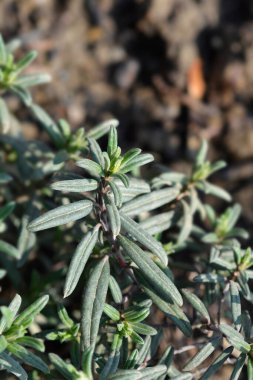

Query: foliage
left=0, top=33, right=253, bottom=380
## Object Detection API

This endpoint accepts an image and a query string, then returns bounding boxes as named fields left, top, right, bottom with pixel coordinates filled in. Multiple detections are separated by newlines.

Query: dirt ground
left=1, top=2, right=253, bottom=378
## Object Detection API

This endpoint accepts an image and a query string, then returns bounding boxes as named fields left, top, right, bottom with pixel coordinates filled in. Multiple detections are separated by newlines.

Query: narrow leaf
left=51, top=178, right=98, bottom=193
left=199, top=346, right=233, bottom=380
left=182, top=289, right=210, bottom=324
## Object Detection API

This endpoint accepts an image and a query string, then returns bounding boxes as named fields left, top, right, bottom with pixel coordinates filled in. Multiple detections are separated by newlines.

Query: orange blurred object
left=187, top=57, right=206, bottom=100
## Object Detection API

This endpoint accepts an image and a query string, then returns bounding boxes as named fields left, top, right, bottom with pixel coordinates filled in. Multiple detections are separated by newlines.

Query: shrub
left=0, top=33, right=253, bottom=380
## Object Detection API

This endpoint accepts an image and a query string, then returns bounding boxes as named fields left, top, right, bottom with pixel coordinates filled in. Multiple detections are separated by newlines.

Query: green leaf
left=248, top=358, right=253, bottom=380
left=118, top=235, right=182, bottom=306
left=49, top=353, right=80, bottom=380
left=121, top=188, right=179, bottom=217
left=119, top=154, right=154, bottom=174
left=114, top=173, right=130, bottom=188
left=219, top=324, right=251, bottom=353
left=0, top=239, right=20, bottom=259
left=11, top=86, right=32, bottom=106
left=104, top=304, right=120, bottom=321
left=115, top=178, right=150, bottom=203
left=28, top=200, right=93, bottom=232
left=230, top=353, right=246, bottom=380
left=193, top=273, right=224, bottom=284
left=30, top=104, right=65, bottom=147
left=140, top=211, right=175, bottom=236
left=135, top=273, right=191, bottom=337
left=230, top=281, right=241, bottom=330
left=177, top=200, right=192, bottom=244
left=195, top=140, right=208, bottom=166
left=197, top=181, right=231, bottom=202
left=0, top=34, right=7, bottom=64
left=58, top=304, right=74, bottom=328
left=15, top=73, right=51, bottom=87
left=51, top=178, right=98, bottom=193
left=106, top=197, right=121, bottom=239
left=14, top=295, right=49, bottom=329
left=8, top=343, right=49, bottom=373
left=120, top=212, right=168, bottom=265
left=130, top=322, right=157, bottom=336
left=0, top=98, right=11, bottom=133
left=81, top=257, right=110, bottom=350
left=76, top=158, right=103, bottom=178
left=87, top=119, right=119, bottom=140
left=0, top=351, right=28, bottom=380
left=105, top=369, right=141, bottom=380
left=89, top=137, right=105, bottom=168
left=109, top=275, right=122, bottom=304
left=0, top=336, right=7, bottom=353
left=16, top=336, right=45, bottom=352
left=138, top=365, right=167, bottom=379
left=182, top=289, right=210, bottom=324
left=124, top=307, right=150, bottom=323
left=108, top=181, right=122, bottom=208
left=157, top=346, right=174, bottom=380
left=107, top=126, right=118, bottom=157
left=15, top=51, right=37, bottom=74
left=199, top=346, right=233, bottom=380
left=82, top=347, right=93, bottom=380
left=183, top=336, right=222, bottom=371
left=64, top=225, right=100, bottom=297
left=99, top=350, right=120, bottom=380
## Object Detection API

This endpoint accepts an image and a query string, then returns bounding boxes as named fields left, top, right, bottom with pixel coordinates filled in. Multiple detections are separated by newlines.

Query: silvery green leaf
left=11, top=85, right=32, bottom=106
left=64, top=226, right=100, bottom=297
left=195, top=140, right=208, bottom=166
left=0, top=336, right=7, bottom=353
left=17, top=214, right=36, bottom=266
left=28, top=200, right=93, bottom=232
left=183, top=336, right=221, bottom=371
left=120, top=149, right=141, bottom=168
left=30, top=104, right=65, bottom=147
left=138, top=365, right=167, bottom=379
left=108, top=181, right=122, bottom=207
left=0, top=172, right=12, bottom=184
left=0, top=294, right=21, bottom=333
left=107, top=126, right=118, bottom=157
left=199, top=346, right=233, bottom=380
left=109, top=275, right=122, bottom=304
left=121, top=188, right=179, bottom=217
left=178, top=200, right=192, bottom=244
left=49, top=353, right=80, bottom=380
left=104, top=304, right=120, bottom=321
left=124, top=349, right=138, bottom=369
left=15, top=51, right=37, bottom=74
left=51, top=178, right=98, bottom=193
left=0, top=239, right=20, bottom=259
left=170, top=374, right=193, bottom=380
left=82, top=347, right=93, bottom=380
left=99, top=350, right=120, bottom=380
left=118, top=235, right=182, bottom=306
left=120, top=154, right=154, bottom=174
left=238, top=272, right=251, bottom=300
left=0, top=201, right=15, bottom=222
left=0, top=34, right=7, bottom=64
left=14, top=294, right=49, bottom=329
left=157, top=346, right=174, bottom=380
left=241, top=311, right=251, bottom=339
left=115, top=178, right=150, bottom=203
left=219, top=324, right=250, bottom=353
left=193, top=273, right=224, bottom=284
left=16, top=336, right=45, bottom=352
left=81, top=257, right=110, bottom=350
left=120, top=212, right=168, bottom=265
left=136, top=336, right=151, bottom=365
left=209, top=160, right=227, bottom=175
left=15, top=73, right=51, bottom=87
left=230, top=353, right=246, bottom=380
left=140, top=211, right=175, bottom=235
left=130, top=322, right=157, bottom=336
left=197, top=181, right=231, bottom=202
left=87, top=119, right=119, bottom=140
left=8, top=343, right=49, bottom=373
left=124, top=306, right=149, bottom=322
left=114, top=173, right=129, bottom=187
left=226, top=204, right=241, bottom=230
left=0, top=351, right=28, bottom=380
left=135, top=272, right=191, bottom=337
left=76, top=158, right=103, bottom=178
left=106, top=197, right=121, bottom=239
left=89, top=137, right=105, bottom=168
left=105, top=369, right=141, bottom=380
left=152, top=172, right=186, bottom=188
left=230, top=280, right=241, bottom=330
left=248, top=357, right=253, bottom=380
left=0, top=98, right=11, bottom=133
left=182, top=289, right=210, bottom=324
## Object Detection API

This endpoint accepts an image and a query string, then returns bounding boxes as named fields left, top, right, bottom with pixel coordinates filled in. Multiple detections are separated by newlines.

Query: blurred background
left=1, top=0, right=253, bottom=232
